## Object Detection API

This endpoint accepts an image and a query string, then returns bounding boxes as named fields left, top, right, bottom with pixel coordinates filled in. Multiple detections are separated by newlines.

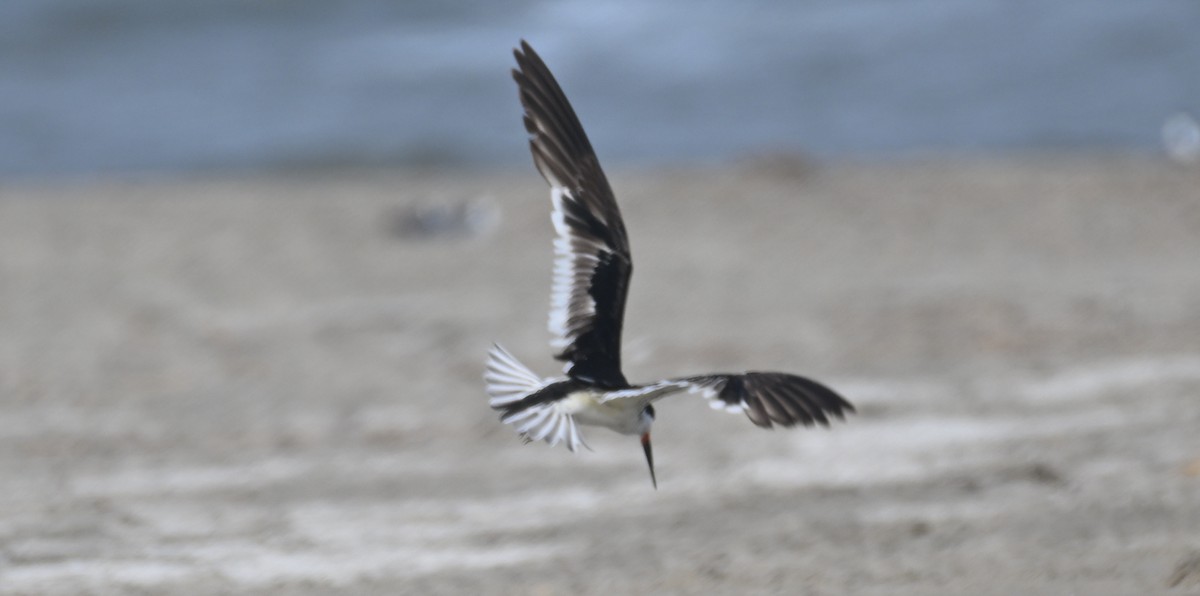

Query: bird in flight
left=486, top=41, right=854, bottom=488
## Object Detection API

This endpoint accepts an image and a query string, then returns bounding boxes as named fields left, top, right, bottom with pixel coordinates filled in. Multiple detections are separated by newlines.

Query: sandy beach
left=1, top=156, right=1198, bottom=594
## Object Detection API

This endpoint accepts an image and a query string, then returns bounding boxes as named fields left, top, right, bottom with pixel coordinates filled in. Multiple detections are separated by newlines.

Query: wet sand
left=1, top=156, right=1199, bottom=594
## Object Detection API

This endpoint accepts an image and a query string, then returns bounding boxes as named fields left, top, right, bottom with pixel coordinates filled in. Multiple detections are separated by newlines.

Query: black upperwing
left=513, top=40, right=632, bottom=388
left=673, top=372, right=855, bottom=429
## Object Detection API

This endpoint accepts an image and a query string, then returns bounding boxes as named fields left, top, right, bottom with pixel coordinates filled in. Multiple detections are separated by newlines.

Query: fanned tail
left=485, top=343, right=547, bottom=408
left=484, top=344, right=590, bottom=452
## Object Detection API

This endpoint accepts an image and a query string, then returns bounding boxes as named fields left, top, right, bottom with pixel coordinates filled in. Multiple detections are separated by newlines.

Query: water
left=1, top=0, right=1197, bottom=180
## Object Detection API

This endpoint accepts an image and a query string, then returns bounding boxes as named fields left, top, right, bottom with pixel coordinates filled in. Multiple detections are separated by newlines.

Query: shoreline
left=1, top=155, right=1198, bottom=594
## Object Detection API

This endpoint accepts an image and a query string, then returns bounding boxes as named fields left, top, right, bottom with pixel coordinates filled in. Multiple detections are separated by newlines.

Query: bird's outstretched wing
left=605, top=372, right=854, bottom=429
left=678, top=373, right=854, bottom=428
left=513, top=40, right=632, bottom=388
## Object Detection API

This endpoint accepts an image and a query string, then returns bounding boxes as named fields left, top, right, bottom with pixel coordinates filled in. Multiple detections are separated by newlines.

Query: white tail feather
left=485, top=343, right=546, bottom=407
left=484, top=343, right=590, bottom=452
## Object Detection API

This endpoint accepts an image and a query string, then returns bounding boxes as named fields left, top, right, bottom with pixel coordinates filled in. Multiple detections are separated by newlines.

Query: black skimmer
left=487, top=41, right=854, bottom=488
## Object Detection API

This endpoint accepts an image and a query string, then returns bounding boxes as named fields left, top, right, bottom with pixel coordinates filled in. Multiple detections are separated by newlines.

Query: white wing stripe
left=684, top=378, right=746, bottom=414
left=547, top=187, right=610, bottom=355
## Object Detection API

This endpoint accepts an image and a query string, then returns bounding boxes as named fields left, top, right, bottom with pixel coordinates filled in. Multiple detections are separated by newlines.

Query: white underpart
left=499, top=384, right=654, bottom=440
left=485, top=344, right=589, bottom=452
left=547, top=187, right=607, bottom=358
left=565, top=390, right=653, bottom=436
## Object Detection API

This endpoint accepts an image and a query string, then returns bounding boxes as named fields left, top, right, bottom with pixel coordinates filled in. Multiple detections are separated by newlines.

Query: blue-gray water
left=2, top=0, right=1198, bottom=180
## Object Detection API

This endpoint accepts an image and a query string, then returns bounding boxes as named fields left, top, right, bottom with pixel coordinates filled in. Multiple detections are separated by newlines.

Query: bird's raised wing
left=513, top=40, right=632, bottom=388
left=605, top=373, right=854, bottom=429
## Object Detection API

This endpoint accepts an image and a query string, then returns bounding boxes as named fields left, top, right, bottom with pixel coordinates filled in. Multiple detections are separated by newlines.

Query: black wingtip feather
left=684, top=371, right=854, bottom=429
